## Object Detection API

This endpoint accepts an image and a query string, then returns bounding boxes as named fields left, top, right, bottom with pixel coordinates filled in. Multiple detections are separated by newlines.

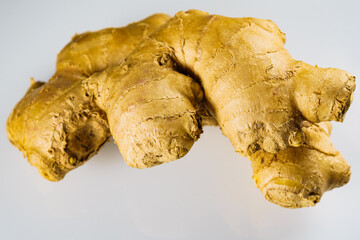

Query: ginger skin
left=6, top=14, right=170, bottom=181
left=7, top=10, right=355, bottom=208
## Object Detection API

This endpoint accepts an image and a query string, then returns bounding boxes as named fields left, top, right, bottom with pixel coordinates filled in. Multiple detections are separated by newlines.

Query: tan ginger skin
left=7, top=13, right=171, bottom=181
left=7, top=10, right=355, bottom=208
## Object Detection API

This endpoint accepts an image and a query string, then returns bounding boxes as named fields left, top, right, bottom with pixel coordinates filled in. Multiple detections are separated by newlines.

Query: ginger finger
left=251, top=122, right=351, bottom=208
left=84, top=41, right=203, bottom=168
left=6, top=14, right=170, bottom=181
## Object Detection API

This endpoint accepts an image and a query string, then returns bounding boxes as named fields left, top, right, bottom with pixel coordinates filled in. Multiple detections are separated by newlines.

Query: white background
left=1, top=0, right=359, bottom=239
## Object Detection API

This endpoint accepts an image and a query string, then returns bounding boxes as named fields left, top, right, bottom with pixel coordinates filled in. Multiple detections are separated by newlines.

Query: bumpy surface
left=6, top=14, right=171, bottom=180
left=7, top=10, right=355, bottom=208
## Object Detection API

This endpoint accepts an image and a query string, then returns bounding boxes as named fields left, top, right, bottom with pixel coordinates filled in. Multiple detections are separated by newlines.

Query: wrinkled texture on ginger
left=7, top=10, right=355, bottom=208
left=6, top=13, right=171, bottom=180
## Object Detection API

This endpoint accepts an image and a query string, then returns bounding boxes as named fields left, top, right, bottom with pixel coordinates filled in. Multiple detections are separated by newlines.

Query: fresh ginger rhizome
left=7, top=10, right=355, bottom=208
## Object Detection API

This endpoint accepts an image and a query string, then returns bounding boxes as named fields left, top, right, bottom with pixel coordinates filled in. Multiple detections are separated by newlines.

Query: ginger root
left=7, top=10, right=355, bottom=208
